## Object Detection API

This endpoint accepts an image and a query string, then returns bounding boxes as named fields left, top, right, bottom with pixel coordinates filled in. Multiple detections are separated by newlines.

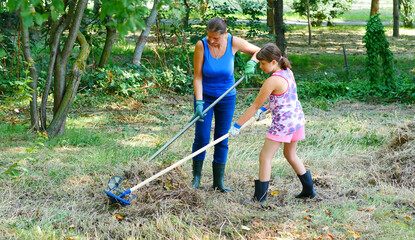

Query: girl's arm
left=235, top=76, right=286, bottom=126
left=193, top=40, right=204, bottom=100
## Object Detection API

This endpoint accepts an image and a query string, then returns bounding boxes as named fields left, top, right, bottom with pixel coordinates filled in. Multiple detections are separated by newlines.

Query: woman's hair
left=256, top=43, right=291, bottom=70
left=207, top=18, right=227, bottom=34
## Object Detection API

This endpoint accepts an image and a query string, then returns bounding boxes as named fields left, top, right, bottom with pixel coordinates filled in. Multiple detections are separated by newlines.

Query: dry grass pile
left=114, top=161, right=203, bottom=217
left=369, top=119, right=415, bottom=188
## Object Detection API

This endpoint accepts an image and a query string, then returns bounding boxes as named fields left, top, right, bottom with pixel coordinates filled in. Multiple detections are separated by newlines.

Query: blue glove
left=191, top=100, right=206, bottom=122
left=254, top=107, right=267, bottom=121
left=244, top=60, right=257, bottom=78
left=229, top=122, right=241, bottom=137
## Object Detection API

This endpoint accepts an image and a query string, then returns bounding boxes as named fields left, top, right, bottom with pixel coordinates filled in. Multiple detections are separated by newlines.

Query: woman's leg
left=212, top=94, right=235, bottom=163
left=259, top=139, right=282, bottom=181
left=283, top=141, right=306, bottom=175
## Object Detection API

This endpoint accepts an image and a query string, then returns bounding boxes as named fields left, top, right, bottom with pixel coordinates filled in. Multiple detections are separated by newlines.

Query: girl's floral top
left=268, top=68, right=305, bottom=136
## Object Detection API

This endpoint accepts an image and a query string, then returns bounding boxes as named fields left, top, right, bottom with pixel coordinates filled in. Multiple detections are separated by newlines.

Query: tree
left=7, top=0, right=148, bottom=138
left=393, top=0, right=399, bottom=37
left=273, top=0, right=286, bottom=55
left=292, top=0, right=353, bottom=26
left=133, top=0, right=160, bottom=66
left=370, top=0, right=379, bottom=16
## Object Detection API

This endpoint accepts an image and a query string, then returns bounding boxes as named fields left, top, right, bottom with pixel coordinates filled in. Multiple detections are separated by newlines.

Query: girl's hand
left=255, top=107, right=267, bottom=121
left=229, top=123, right=241, bottom=137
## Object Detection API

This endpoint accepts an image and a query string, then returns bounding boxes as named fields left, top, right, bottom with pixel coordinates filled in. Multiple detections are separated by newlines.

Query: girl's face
left=206, top=31, right=226, bottom=47
left=259, top=59, right=278, bottom=73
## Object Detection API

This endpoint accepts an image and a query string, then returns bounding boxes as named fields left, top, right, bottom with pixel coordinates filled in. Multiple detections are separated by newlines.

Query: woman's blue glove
left=229, top=122, right=241, bottom=137
left=191, top=100, right=206, bottom=122
left=255, top=107, right=267, bottom=121
left=244, top=60, right=257, bottom=78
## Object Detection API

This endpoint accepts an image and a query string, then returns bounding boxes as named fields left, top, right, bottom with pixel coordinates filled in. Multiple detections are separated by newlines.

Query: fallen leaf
left=405, top=216, right=412, bottom=220
left=347, top=230, right=360, bottom=239
left=270, top=190, right=279, bottom=196
left=113, top=214, right=124, bottom=220
left=69, top=224, right=75, bottom=229
left=326, top=232, right=335, bottom=239
left=241, top=225, right=250, bottom=231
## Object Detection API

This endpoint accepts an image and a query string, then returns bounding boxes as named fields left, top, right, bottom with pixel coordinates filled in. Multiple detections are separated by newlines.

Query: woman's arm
left=232, top=36, right=260, bottom=60
left=235, top=76, right=286, bottom=126
left=193, top=40, right=204, bottom=100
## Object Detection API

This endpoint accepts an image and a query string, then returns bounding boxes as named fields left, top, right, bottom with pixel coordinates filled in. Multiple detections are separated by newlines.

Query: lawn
left=1, top=92, right=415, bottom=239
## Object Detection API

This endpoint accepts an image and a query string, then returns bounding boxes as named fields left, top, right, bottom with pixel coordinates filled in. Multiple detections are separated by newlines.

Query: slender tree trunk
left=274, top=0, right=286, bottom=56
left=370, top=0, right=379, bottom=16
left=49, top=0, right=88, bottom=137
left=183, top=0, right=190, bottom=28
left=48, top=32, right=90, bottom=138
left=267, top=0, right=275, bottom=34
left=306, top=0, right=312, bottom=45
left=98, top=21, right=118, bottom=68
left=18, top=10, right=39, bottom=131
left=133, top=0, right=160, bottom=66
left=393, top=0, right=399, bottom=37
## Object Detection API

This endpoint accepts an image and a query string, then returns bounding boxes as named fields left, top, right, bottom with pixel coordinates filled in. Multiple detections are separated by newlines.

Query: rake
left=105, top=116, right=257, bottom=206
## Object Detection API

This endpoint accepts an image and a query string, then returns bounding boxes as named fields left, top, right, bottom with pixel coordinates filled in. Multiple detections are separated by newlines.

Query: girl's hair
left=207, top=18, right=227, bottom=34
left=256, top=43, right=291, bottom=70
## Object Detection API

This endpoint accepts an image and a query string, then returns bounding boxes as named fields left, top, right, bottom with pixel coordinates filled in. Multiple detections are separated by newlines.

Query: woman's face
left=206, top=31, right=226, bottom=47
left=259, top=60, right=278, bottom=73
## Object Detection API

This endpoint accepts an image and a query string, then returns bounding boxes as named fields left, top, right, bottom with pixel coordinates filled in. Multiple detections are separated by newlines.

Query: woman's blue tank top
left=202, top=33, right=235, bottom=97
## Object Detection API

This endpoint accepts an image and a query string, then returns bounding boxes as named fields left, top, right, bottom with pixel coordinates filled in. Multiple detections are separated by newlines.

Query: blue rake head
left=105, top=186, right=137, bottom=206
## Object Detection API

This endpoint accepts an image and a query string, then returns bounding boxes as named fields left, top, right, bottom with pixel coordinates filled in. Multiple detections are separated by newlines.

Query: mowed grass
left=1, top=93, right=415, bottom=239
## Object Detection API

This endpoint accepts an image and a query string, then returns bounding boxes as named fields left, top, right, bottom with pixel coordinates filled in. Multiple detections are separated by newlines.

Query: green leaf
left=34, top=12, right=44, bottom=26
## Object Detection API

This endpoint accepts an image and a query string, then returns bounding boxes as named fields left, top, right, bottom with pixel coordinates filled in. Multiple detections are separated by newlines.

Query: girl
left=229, top=43, right=316, bottom=202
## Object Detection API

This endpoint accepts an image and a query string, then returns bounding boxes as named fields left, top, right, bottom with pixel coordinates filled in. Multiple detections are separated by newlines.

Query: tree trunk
left=98, top=21, right=118, bottom=68
left=274, top=0, right=286, bottom=56
left=48, top=32, right=90, bottom=138
left=370, top=0, right=379, bottom=16
left=267, top=0, right=275, bottom=34
left=133, top=0, right=160, bottom=66
left=18, top=10, right=39, bottom=131
left=183, top=0, right=190, bottom=28
left=49, top=0, right=88, bottom=137
left=306, top=0, right=312, bottom=45
left=393, top=0, right=399, bottom=37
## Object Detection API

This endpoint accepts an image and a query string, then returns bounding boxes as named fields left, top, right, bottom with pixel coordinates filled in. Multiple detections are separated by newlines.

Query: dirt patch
left=369, top=119, right=415, bottom=188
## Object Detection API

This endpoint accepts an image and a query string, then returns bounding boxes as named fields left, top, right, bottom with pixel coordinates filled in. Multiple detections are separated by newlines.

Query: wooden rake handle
left=130, top=117, right=257, bottom=192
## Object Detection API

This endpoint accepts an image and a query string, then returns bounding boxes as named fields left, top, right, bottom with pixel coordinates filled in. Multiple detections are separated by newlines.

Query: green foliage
left=239, top=0, right=270, bottom=38
left=292, top=0, right=353, bottom=25
left=100, top=0, right=148, bottom=36
left=400, top=0, right=415, bottom=27
left=362, top=14, right=395, bottom=91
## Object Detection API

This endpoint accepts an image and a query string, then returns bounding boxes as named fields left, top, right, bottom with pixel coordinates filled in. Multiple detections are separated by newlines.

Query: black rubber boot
left=191, top=160, right=204, bottom=189
left=253, top=180, right=269, bottom=203
left=212, top=162, right=231, bottom=192
left=295, top=171, right=316, bottom=199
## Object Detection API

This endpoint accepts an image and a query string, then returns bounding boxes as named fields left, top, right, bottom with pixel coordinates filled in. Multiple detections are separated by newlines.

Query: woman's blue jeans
left=192, top=94, right=236, bottom=164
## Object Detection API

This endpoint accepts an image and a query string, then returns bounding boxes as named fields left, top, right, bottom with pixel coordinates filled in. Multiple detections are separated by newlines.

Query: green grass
left=1, top=93, right=415, bottom=239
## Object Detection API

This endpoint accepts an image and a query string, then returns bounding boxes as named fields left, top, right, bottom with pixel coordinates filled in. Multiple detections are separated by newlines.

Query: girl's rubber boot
left=212, top=162, right=231, bottom=192
left=295, top=171, right=317, bottom=199
left=191, top=160, right=204, bottom=189
left=253, top=180, right=269, bottom=203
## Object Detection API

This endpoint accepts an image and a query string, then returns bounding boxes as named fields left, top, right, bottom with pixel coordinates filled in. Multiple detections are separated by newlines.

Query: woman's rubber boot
left=295, top=171, right=317, bottom=199
left=191, top=160, right=204, bottom=189
left=212, top=162, right=231, bottom=192
left=253, top=180, right=269, bottom=203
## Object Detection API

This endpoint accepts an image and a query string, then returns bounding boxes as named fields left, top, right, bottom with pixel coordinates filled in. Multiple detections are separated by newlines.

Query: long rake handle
left=130, top=117, right=256, bottom=192
left=147, top=76, right=246, bottom=162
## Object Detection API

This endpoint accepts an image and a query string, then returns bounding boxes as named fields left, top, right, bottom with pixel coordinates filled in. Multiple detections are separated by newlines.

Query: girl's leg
left=283, top=141, right=316, bottom=198
left=259, top=139, right=282, bottom=181
left=282, top=141, right=306, bottom=175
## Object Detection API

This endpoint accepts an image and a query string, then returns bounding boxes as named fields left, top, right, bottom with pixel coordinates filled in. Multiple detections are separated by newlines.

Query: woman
left=191, top=17, right=260, bottom=192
